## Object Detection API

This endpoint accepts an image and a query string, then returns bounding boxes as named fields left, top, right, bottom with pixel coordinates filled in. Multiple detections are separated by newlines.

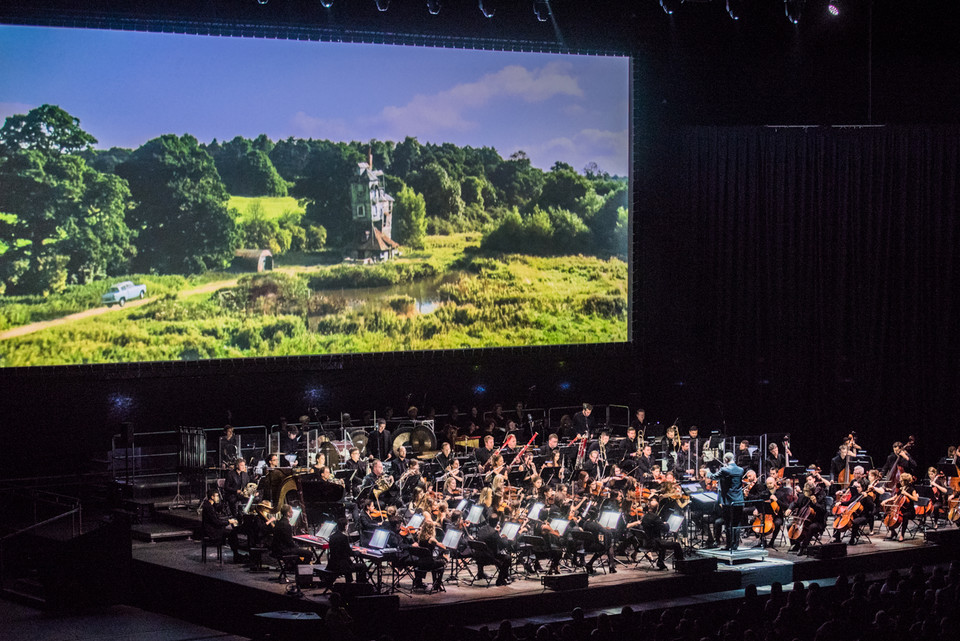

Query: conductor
left=707, top=451, right=745, bottom=551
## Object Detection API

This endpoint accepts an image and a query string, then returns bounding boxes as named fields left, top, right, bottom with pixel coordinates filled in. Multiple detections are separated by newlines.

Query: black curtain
left=639, top=126, right=960, bottom=466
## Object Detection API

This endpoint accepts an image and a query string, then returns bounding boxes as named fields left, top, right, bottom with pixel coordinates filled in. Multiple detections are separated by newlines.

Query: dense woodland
left=0, top=105, right=629, bottom=297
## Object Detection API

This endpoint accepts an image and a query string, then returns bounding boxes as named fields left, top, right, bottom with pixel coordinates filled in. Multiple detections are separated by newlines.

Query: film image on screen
left=0, top=25, right=630, bottom=367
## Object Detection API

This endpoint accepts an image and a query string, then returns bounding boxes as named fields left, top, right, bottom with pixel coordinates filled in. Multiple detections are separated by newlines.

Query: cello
left=752, top=495, right=778, bottom=535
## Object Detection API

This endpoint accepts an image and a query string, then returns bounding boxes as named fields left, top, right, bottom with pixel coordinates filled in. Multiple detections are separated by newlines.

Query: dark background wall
left=1, top=0, right=958, bottom=477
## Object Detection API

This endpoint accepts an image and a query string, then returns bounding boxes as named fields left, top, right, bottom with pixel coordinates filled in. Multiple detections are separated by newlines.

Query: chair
left=277, top=554, right=301, bottom=583
left=248, top=546, right=270, bottom=573
left=467, top=540, right=497, bottom=587
left=447, top=545, right=476, bottom=585
left=201, top=535, right=223, bottom=565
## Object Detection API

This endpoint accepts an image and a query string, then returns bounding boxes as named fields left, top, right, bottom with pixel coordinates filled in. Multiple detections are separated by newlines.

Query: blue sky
left=0, top=25, right=629, bottom=175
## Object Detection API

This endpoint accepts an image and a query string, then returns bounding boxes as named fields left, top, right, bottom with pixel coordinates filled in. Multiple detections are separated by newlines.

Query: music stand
left=466, top=505, right=485, bottom=525
left=527, top=502, right=545, bottom=521
left=501, top=522, right=521, bottom=541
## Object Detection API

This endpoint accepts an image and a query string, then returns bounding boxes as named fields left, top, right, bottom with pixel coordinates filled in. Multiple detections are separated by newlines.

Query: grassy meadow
left=229, top=196, right=305, bottom=221
left=0, top=234, right=627, bottom=367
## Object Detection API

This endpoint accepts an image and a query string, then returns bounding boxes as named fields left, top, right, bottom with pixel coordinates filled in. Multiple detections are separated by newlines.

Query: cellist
left=882, top=473, right=919, bottom=542
left=784, top=482, right=825, bottom=556
left=750, top=476, right=790, bottom=550
left=831, top=478, right=871, bottom=545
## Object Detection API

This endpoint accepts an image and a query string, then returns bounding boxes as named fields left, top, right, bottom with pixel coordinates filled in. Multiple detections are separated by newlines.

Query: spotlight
left=783, top=0, right=804, bottom=24
left=726, top=0, right=744, bottom=20
left=320, top=0, right=333, bottom=7
left=478, top=0, right=497, bottom=18
left=256, top=0, right=268, bottom=5
left=533, top=0, right=550, bottom=22
left=659, top=0, right=681, bottom=15
left=427, top=0, right=441, bottom=15
left=827, top=3, right=839, bottom=16
left=375, top=0, right=390, bottom=11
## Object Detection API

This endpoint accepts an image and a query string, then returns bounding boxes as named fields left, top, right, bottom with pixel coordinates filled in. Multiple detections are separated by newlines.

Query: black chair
left=277, top=554, right=301, bottom=583
left=467, top=540, right=498, bottom=587
left=446, top=545, right=476, bottom=585
left=408, top=546, right=446, bottom=593
left=201, top=535, right=223, bottom=565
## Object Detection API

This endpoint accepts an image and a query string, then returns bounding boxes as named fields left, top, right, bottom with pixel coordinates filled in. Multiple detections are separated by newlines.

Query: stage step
left=698, top=547, right=769, bottom=565
left=131, top=522, right=195, bottom=543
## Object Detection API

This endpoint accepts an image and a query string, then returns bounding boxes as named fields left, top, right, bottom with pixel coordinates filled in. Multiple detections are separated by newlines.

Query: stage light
left=558, top=381, right=571, bottom=391
left=375, top=0, right=390, bottom=11
left=784, top=0, right=804, bottom=24
left=256, top=0, right=268, bottom=5
left=479, top=0, right=497, bottom=18
left=473, top=384, right=487, bottom=395
left=827, top=3, right=840, bottom=16
left=726, top=0, right=744, bottom=20
left=320, top=0, right=334, bottom=7
left=427, top=0, right=441, bottom=14
left=533, top=0, right=550, bottom=22
left=660, top=0, right=681, bottom=15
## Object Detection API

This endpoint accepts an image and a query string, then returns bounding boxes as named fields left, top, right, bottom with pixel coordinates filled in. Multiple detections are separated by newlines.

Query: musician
left=541, top=449, right=565, bottom=485
left=784, top=483, right=825, bottom=555
left=224, top=459, right=251, bottom=518
left=736, top=439, right=758, bottom=473
left=707, top=452, right=745, bottom=551
left=476, top=514, right=510, bottom=586
left=540, top=433, right=560, bottom=459
left=832, top=479, right=871, bottom=545
left=581, top=448, right=602, bottom=480
left=630, top=408, right=647, bottom=434
left=751, top=477, right=787, bottom=550
left=435, top=441, right=454, bottom=472
left=398, top=460, right=423, bottom=503
left=672, top=439, right=696, bottom=479
left=367, top=418, right=392, bottom=462
left=201, top=489, right=245, bottom=563
left=278, top=425, right=301, bottom=464
left=411, top=518, right=447, bottom=592
left=358, top=499, right=384, bottom=545
left=830, top=444, right=854, bottom=481
left=765, top=442, right=786, bottom=476
left=660, top=425, right=681, bottom=462
left=862, top=468, right=884, bottom=535
left=519, top=452, right=539, bottom=484
left=442, top=474, right=460, bottom=500
left=342, top=447, right=368, bottom=492
left=265, top=453, right=280, bottom=469
left=500, top=433, right=519, bottom=458
left=271, top=504, right=309, bottom=562
left=589, top=431, right=611, bottom=468
left=621, top=426, right=642, bottom=470
left=326, top=517, right=367, bottom=583
left=582, top=515, right=617, bottom=575
left=475, top=435, right=496, bottom=467
left=636, top=444, right=657, bottom=479
left=572, top=403, right=595, bottom=437
left=391, top=445, right=410, bottom=477
left=927, top=466, right=950, bottom=528
left=219, top=425, right=240, bottom=467
left=641, top=498, right=685, bottom=570
left=882, top=473, right=919, bottom=542
left=881, top=441, right=918, bottom=478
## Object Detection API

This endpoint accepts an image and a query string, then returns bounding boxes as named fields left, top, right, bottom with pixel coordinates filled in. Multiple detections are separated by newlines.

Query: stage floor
left=130, top=525, right=960, bottom=625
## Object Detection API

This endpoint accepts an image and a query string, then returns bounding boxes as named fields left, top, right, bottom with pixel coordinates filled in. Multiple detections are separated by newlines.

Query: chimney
left=368, top=146, right=373, bottom=170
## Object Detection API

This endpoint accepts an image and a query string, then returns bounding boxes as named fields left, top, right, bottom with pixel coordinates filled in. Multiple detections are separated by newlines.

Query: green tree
left=0, top=106, right=134, bottom=293
left=539, top=164, right=592, bottom=217
left=208, top=136, right=287, bottom=197
left=393, top=186, right=427, bottom=249
left=392, top=136, right=423, bottom=178
left=289, top=141, right=361, bottom=245
left=407, top=162, right=463, bottom=221
left=489, top=152, right=544, bottom=209
left=117, top=134, right=238, bottom=274
left=590, top=184, right=629, bottom=256
left=461, top=175, right=486, bottom=209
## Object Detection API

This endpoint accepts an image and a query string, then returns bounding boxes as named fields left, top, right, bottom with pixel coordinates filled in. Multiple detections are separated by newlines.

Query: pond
left=307, top=271, right=463, bottom=328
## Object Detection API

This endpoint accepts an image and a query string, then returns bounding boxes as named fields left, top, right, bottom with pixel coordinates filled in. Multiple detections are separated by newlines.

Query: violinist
left=411, top=517, right=447, bottom=592
left=862, top=468, right=884, bottom=536
left=743, top=469, right=761, bottom=501
left=784, top=482, right=825, bottom=556
left=882, top=473, right=919, bottom=542
left=358, top=499, right=384, bottom=545
left=442, top=474, right=460, bottom=501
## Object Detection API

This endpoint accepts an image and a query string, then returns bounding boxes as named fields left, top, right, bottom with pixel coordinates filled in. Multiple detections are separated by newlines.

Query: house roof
left=357, top=227, right=400, bottom=252
left=234, top=248, right=273, bottom=259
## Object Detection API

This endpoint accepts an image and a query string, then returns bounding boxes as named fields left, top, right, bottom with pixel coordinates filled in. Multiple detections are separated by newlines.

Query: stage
left=127, top=516, right=960, bottom=640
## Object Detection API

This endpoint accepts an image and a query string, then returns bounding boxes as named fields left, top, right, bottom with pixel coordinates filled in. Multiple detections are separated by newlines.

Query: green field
left=229, top=196, right=305, bottom=221
left=0, top=234, right=628, bottom=366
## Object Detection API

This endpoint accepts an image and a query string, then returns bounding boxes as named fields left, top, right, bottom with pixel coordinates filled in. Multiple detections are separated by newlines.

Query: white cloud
left=290, top=111, right=353, bottom=140
left=377, top=61, right=583, bottom=136
left=513, top=127, right=629, bottom=176
left=0, top=102, right=36, bottom=121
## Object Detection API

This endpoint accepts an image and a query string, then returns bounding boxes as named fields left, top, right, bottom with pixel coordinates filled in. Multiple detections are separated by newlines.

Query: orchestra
left=196, top=402, right=959, bottom=597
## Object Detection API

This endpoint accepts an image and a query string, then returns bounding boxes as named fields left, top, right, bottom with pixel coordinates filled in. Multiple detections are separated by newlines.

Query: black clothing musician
left=367, top=419, right=392, bottom=462
left=582, top=518, right=617, bottom=574
left=785, top=483, right=826, bottom=555
left=830, top=444, right=855, bottom=481
left=707, top=452, right=745, bottom=551
left=630, top=408, right=647, bottom=435
left=201, top=490, right=244, bottom=562
left=476, top=514, right=510, bottom=586
left=751, top=477, right=787, bottom=550
left=736, top=440, right=759, bottom=474
left=390, top=445, right=410, bottom=477
left=219, top=425, right=240, bottom=467
left=641, top=499, right=684, bottom=570
left=475, top=435, right=496, bottom=467
left=342, top=447, right=368, bottom=492
left=581, top=449, right=602, bottom=480
left=271, top=504, right=309, bottom=561
left=435, top=442, right=454, bottom=472
left=540, top=433, right=561, bottom=459
left=635, top=445, right=657, bottom=479
left=224, top=459, right=251, bottom=518
left=621, top=426, right=642, bottom=470
left=882, top=473, right=919, bottom=541
left=765, top=443, right=786, bottom=476
left=357, top=499, right=384, bottom=546
left=326, top=518, right=367, bottom=583
left=411, top=520, right=446, bottom=591
left=278, top=426, right=301, bottom=464
left=880, top=441, right=919, bottom=479
left=572, top=403, right=595, bottom=437
left=832, top=480, right=871, bottom=545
